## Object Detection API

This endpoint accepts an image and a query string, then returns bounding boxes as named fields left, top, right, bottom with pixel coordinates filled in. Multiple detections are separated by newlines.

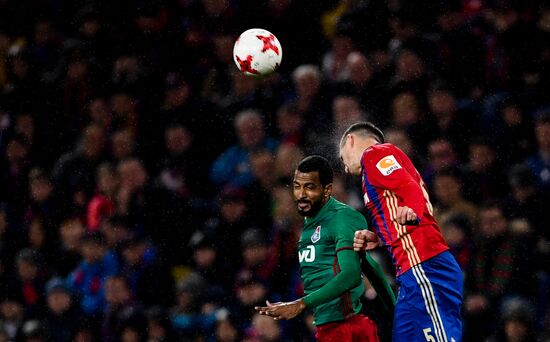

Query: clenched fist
left=353, top=230, right=381, bottom=251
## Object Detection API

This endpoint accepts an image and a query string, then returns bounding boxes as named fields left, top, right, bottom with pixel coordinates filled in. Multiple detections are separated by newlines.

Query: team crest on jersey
left=311, top=226, right=321, bottom=243
left=376, top=155, right=401, bottom=176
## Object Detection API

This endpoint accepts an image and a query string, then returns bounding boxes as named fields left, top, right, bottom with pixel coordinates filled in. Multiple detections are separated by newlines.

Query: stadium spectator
left=210, top=109, right=278, bottom=188
left=384, top=128, right=421, bottom=168
left=332, top=95, right=367, bottom=137
left=155, top=123, right=211, bottom=200
left=390, top=91, right=436, bottom=153
left=119, top=235, right=173, bottom=307
left=274, top=144, right=305, bottom=180
left=43, top=277, right=81, bottom=342
left=55, top=218, right=85, bottom=277
left=464, top=201, right=536, bottom=340
left=432, top=168, right=478, bottom=226
left=87, top=97, right=112, bottom=132
left=422, top=138, right=459, bottom=187
left=486, top=298, right=538, bottom=342
left=87, top=163, right=118, bottom=231
left=144, top=306, right=176, bottom=342
left=100, top=275, right=144, bottom=342
left=237, top=228, right=276, bottom=288
left=504, top=164, right=548, bottom=238
left=67, top=231, right=118, bottom=318
left=321, top=32, right=357, bottom=82
left=171, top=272, right=216, bottom=340
left=109, top=130, right=136, bottom=163
left=336, top=52, right=386, bottom=117
left=51, top=124, right=107, bottom=213
left=99, top=215, right=131, bottom=250
left=526, top=112, right=550, bottom=194
left=188, top=229, right=233, bottom=298
left=246, top=150, right=276, bottom=226
left=461, top=138, right=508, bottom=202
left=390, top=48, right=433, bottom=103
left=434, top=0, right=485, bottom=96
left=25, top=218, right=56, bottom=270
left=290, top=65, right=331, bottom=138
left=25, top=167, right=57, bottom=231
left=220, top=70, right=264, bottom=125
left=276, top=103, right=305, bottom=147
left=493, top=99, right=535, bottom=164
left=246, top=313, right=285, bottom=342
left=427, top=84, right=478, bottom=158
left=0, top=295, right=24, bottom=341
left=215, top=309, right=242, bottom=342
left=13, top=248, right=47, bottom=319
left=0, top=134, right=32, bottom=221
left=234, top=272, right=270, bottom=327
left=440, top=214, right=473, bottom=270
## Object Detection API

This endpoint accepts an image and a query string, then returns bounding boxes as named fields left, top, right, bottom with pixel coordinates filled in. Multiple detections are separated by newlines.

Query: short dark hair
left=340, top=122, right=385, bottom=148
left=297, top=155, right=333, bottom=186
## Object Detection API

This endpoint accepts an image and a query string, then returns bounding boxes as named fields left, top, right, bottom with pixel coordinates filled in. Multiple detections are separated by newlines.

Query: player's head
left=339, top=122, right=384, bottom=176
left=293, top=155, right=333, bottom=217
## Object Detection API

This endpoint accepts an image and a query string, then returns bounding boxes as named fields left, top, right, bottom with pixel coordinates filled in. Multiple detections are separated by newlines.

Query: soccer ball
left=233, top=28, right=282, bottom=77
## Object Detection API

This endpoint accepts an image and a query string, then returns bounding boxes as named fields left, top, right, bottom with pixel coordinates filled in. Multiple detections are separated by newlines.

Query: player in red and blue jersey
left=339, top=122, right=463, bottom=342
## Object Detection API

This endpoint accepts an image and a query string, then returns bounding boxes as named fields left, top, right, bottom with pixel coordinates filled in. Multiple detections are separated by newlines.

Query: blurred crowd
left=0, top=0, right=549, bottom=341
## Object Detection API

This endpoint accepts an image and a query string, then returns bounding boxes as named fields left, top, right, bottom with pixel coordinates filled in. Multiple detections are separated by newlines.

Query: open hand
left=255, top=300, right=306, bottom=320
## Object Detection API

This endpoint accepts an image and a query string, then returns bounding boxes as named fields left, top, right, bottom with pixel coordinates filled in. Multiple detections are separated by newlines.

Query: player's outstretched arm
left=255, top=248, right=362, bottom=320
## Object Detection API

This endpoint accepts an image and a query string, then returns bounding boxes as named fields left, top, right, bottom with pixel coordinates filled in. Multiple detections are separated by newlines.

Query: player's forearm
left=302, top=249, right=361, bottom=308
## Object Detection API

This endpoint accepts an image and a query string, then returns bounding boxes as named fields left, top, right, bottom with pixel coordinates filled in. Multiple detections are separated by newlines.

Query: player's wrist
left=300, top=296, right=311, bottom=308
left=296, top=298, right=307, bottom=311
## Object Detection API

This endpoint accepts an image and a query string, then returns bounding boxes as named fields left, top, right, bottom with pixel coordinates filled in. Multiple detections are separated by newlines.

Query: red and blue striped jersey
left=360, top=143, right=449, bottom=275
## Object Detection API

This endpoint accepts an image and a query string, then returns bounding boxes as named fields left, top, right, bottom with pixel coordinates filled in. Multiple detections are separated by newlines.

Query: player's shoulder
left=328, top=198, right=366, bottom=222
left=362, top=143, right=402, bottom=164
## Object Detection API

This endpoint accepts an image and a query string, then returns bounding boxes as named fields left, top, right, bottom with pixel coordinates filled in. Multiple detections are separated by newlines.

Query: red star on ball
left=256, top=34, right=280, bottom=55
left=236, top=55, right=259, bottom=74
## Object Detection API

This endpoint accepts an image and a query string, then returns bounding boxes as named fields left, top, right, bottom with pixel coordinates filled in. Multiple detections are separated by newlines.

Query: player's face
left=293, top=171, right=330, bottom=217
left=339, top=136, right=361, bottom=176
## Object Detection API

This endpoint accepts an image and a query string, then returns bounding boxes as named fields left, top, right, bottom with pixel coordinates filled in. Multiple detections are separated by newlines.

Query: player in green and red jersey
left=255, top=155, right=395, bottom=342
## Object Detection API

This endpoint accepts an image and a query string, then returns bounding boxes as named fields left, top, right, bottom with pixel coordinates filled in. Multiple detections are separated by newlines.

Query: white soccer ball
left=233, top=28, right=282, bottom=77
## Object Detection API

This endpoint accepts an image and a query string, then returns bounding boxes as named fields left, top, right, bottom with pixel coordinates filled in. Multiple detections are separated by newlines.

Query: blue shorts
left=393, top=251, right=464, bottom=342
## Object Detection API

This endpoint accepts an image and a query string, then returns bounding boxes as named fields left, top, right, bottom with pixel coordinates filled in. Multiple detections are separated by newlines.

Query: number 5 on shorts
left=423, top=328, right=435, bottom=342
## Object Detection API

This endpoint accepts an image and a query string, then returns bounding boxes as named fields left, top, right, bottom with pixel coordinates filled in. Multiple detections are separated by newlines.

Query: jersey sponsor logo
left=298, top=245, right=315, bottom=262
left=311, top=226, right=321, bottom=243
left=376, top=155, right=401, bottom=176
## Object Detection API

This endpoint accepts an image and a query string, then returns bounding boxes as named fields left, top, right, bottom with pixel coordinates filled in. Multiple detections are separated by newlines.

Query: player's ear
left=324, top=183, right=333, bottom=197
left=347, top=134, right=354, bottom=147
